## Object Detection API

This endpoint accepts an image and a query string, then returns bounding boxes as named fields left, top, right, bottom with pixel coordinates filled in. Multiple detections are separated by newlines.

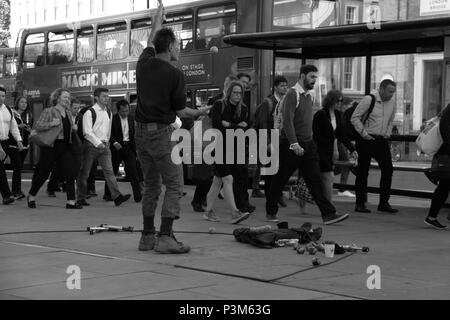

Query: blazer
left=110, top=114, right=136, bottom=153
left=34, top=106, right=73, bottom=144
left=313, top=108, right=355, bottom=172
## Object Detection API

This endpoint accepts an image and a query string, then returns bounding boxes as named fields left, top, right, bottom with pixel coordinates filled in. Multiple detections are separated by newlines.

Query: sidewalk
left=0, top=179, right=449, bottom=300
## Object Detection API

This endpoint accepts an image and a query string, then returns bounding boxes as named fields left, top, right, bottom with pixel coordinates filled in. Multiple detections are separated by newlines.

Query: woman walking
left=425, top=103, right=450, bottom=230
left=313, top=90, right=357, bottom=204
left=27, top=88, right=81, bottom=209
left=203, top=81, right=250, bottom=224
left=9, top=96, right=33, bottom=200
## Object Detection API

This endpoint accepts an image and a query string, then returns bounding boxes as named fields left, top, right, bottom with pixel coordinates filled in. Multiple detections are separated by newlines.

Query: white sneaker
left=338, top=191, right=356, bottom=198
left=203, top=210, right=220, bottom=222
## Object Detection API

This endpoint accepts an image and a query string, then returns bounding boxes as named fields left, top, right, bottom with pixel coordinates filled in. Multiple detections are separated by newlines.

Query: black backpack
left=77, top=107, right=112, bottom=142
left=343, top=94, right=376, bottom=141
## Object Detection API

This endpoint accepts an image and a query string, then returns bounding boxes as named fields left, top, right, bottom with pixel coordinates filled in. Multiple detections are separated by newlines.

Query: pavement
left=0, top=176, right=449, bottom=301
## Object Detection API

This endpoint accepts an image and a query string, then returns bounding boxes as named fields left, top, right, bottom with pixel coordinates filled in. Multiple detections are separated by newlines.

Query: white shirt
left=120, top=116, right=129, bottom=142
left=83, top=103, right=112, bottom=147
left=0, top=104, right=22, bottom=142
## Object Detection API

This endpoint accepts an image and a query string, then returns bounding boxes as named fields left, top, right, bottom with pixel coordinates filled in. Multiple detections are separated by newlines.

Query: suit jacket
left=313, top=108, right=355, bottom=172
left=110, top=114, right=136, bottom=153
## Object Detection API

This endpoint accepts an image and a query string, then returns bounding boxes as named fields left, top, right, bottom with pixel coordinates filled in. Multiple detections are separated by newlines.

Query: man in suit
left=104, top=99, right=142, bottom=203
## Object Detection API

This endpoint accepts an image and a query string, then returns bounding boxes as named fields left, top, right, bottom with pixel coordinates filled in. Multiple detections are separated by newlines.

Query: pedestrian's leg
left=104, top=150, right=121, bottom=199
left=9, top=147, right=22, bottom=195
left=47, top=162, right=60, bottom=193
left=300, top=143, right=337, bottom=221
left=355, top=139, right=371, bottom=206
left=206, top=176, right=222, bottom=212
left=77, top=143, right=97, bottom=202
left=0, top=142, right=12, bottom=200
left=98, top=148, right=121, bottom=200
left=59, top=147, right=77, bottom=203
left=222, top=175, right=239, bottom=213
left=29, top=147, right=57, bottom=198
left=428, top=180, right=450, bottom=219
left=266, top=141, right=297, bottom=217
left=87, top=160, right=97, bottom=194
left=123, top=149, right=142, bottom=201
left=372, top=140, right=394, bottom=206
left=320, top=171, right=334, bottom=204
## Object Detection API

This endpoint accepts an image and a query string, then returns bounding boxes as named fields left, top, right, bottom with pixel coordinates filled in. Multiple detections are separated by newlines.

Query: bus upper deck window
left=163, top=11, right=193, bottom=52
left=97, top=22, right=128, bottom=61
left=196, top=4, right=237, bottom=50
left=77, top=27, right=94, bottom=63
left=48, top=30, right=74, bottom=65
left=23, top=33, right=45, bottom=69
left=131, top=18, right=152, bottom=58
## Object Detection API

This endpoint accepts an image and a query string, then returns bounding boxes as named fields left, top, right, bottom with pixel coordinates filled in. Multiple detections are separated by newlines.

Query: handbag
left=430, top=154, right=450, bottom=181
left=29, top=126, right=61, bottom=148
left=294, top=177, right=315, bottom=204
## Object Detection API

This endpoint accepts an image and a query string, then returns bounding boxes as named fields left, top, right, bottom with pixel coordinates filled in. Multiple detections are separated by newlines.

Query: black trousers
left=355, top=137, right=393, bottom=206
left=104, top=144, right=141, bottom=200
left=429, top=179, right=450, bottom=219
left=266, top=139, right=336, bottom=219
left=231, top=164, right=250, bottom=210
left=29, top=140, right=76, bottom=201
left=48, top=158, right=97, bottom=192
left=0, top=140, right=12, bottom=199
left=8, top=146, right=29, bottom=194
left=193, top=179, right=212, bottom=205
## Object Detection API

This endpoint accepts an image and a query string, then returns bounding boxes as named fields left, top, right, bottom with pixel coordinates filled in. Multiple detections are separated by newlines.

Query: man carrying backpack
left=76, top=88, right=131, bottom=207
left=265, top=65, right=349, bottom=225
left=351, top=79, right=398, bottom=214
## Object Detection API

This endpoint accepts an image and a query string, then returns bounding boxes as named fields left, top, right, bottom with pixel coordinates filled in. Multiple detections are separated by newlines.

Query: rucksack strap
left=362, top=94, right=376, bottom=125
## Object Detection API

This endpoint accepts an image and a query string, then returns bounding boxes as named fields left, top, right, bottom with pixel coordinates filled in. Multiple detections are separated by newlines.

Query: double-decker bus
left=0, top=47, right=18, bottom=107
left=15, top=0, right=268, bottom=176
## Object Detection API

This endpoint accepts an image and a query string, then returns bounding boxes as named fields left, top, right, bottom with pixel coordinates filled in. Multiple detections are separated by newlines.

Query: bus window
left=23, top=33, right=45, bottom=68
left=131, top=18, right=152, bottom=58
left=5, top=55, right=17, bottom=77
left=195, top=88, right=220, bottom=107
left=196, top=3, right=237, bottom=50
left=77, top=27, right=94, bottom=63
left=163, top=11, right=193, bottom=52
left=97, top=22, right=128, bottom=61
left=48, top=30, right=74, bottom=65
left=272, top=0, right=337, bottom=29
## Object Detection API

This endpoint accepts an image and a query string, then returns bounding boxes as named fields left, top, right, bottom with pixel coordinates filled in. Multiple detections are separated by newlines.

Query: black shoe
left=47, top=191, right=56, bottom=198
left=102, top=195, right=113, bottom=202
left=424, top=217, right=448, bottom=230
left=252, top=189, right=265, bottom=198
left=266, top=214, right=280, bottom=223
left=378, top=203, right=398, bottom=214
left=27, top=196, right=36, bottom=209
left=278, top=196, right=287, bottom=208
left=324, top=213, right=350, bottom=225
left=114, top=194, right=131, bottom=206
left=355, top=205, right=371, bottom=213
left=3, top=197, right=15, bottom=205
left=242, top=204, right=256, bottom=214
left=135, top=195, right=142, bottom=203
left=191, top=202, right=205, bottom=213
left=77, top=199, right=90, bottom=206
left=66, top=203, right=83, bottom=210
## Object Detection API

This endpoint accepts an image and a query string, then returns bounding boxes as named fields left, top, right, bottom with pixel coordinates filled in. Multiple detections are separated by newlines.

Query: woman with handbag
left=27, top=88, right=81, bottom=209
left=8, top=96, right=33, bottom=200
left=313, top=90, right=357, bottom=204
left=426, top=103, right=450, bottom=230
